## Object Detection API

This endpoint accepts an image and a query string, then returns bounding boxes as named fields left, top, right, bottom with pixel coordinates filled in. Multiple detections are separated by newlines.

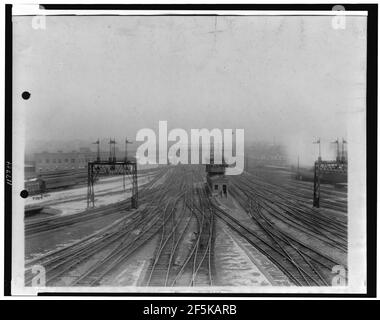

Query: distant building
left=79, top=147, right=92, bottom=153
left=24, top=163, right=36, bottom=179
left=32, top=148, right=131, bottom=174
left=33, top=151, right=91, bottom=173
left=245, top=143, right=288, bottom=168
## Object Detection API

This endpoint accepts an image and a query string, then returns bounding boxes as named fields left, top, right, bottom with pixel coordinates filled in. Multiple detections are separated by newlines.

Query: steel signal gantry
left=87, top=159, right=138, bottom=209
left=313, top=159, right=347, bottom=208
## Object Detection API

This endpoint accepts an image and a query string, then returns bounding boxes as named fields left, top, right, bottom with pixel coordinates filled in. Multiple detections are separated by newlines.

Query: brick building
left=32, top=147, right=129, bottom=174
left=34, top=151, right=91, bottom=173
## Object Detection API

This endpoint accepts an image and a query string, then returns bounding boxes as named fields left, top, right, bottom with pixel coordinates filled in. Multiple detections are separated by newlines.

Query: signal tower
left=313, top=138, right=347, bottom=208
left=87, top=138, right=138, bottom=209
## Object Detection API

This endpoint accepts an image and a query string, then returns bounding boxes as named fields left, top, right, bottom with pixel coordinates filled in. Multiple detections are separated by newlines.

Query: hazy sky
left=13, top=15, right=366, bottom=162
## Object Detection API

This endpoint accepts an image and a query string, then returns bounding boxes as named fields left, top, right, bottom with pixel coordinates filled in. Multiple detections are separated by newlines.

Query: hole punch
left=22, top=91, right=31, bottom=100
left=20, top=190, right=29, bottom=199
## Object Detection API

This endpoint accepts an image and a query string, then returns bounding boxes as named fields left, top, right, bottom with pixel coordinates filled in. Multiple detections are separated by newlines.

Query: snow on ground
left=214, top=220, right=272, bottom=286
left=25, top=173, right=156, bottom=216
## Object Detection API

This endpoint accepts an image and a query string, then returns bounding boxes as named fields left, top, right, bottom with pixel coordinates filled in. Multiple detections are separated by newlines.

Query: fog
left=13, top=15, right=366, bottom=165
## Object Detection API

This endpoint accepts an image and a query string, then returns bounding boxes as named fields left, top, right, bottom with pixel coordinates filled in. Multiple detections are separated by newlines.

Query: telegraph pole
left=312, top=138, right=321, bottom=207
left=297, top=155, right=300, bottom=177
left=125, top=138, right=132, bottom=161
left=342, top=138, right=347, bottom=163
left=124, top=138, right=132, bottom=191
left=109, top=138, right=116, bottom=162
left=109, top=138, right=112, bottom=162
left=313, top=138, right=321, bottom=161
left=331, top=138, right=339, bottom=162
left=93, top=139, right=100, bottom=161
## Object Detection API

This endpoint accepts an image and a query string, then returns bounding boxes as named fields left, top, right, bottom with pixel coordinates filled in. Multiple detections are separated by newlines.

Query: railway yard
left=24, top=164, right=347, bottom=288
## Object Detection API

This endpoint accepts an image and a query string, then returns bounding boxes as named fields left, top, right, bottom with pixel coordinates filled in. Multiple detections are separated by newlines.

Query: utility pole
left=313, top=161, right=320, bottom=208
left=222, top=136, right=225, bottom=165
left=109, top=138, right=112, bottom=162
left=109, top=138, right=116, bottom=163
left=125, top=138, right=132, bottom=161
left=297, top=155, right=300, bottom=176
left=342, top=138, right=347, bottom=163
left=123, top=138, right=133, bottom=191
left=313, top=138, right=321, bottom=161
left=331, top=138, right=339, bottom=162
left=93, top=139, right=100, bottom=161
left=312, top=138, right=321, bottom=207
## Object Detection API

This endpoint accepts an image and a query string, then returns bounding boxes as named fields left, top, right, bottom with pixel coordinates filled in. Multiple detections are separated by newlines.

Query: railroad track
left=25, top=207, right=154, bottom=286
left=26, top=164, right=347, bottom=288
left=145, top=190, right=188, bottom=286
left=71, top=200, right=180, bottom=286
left=246, top=170, right=347, bottom=212
left=25, top=201, right=131, bottom=237
left=235, top=173, right=347, bottom=225
left=212, top=203, right=344, bottom=286
left=230, top=173, right=347, bottom=251
left=230, top=187, right=347, bottom=252
left=144, top=167, right=214, bottom=287
left=189, top=186, right=214, bottom=286
left=171, top=170, right=214, bottom=287
left=25, top=167, right=170, bottom=237
left=25, top=166, right=179, bottom=286
left=71, top=169, right=189, bottom=286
